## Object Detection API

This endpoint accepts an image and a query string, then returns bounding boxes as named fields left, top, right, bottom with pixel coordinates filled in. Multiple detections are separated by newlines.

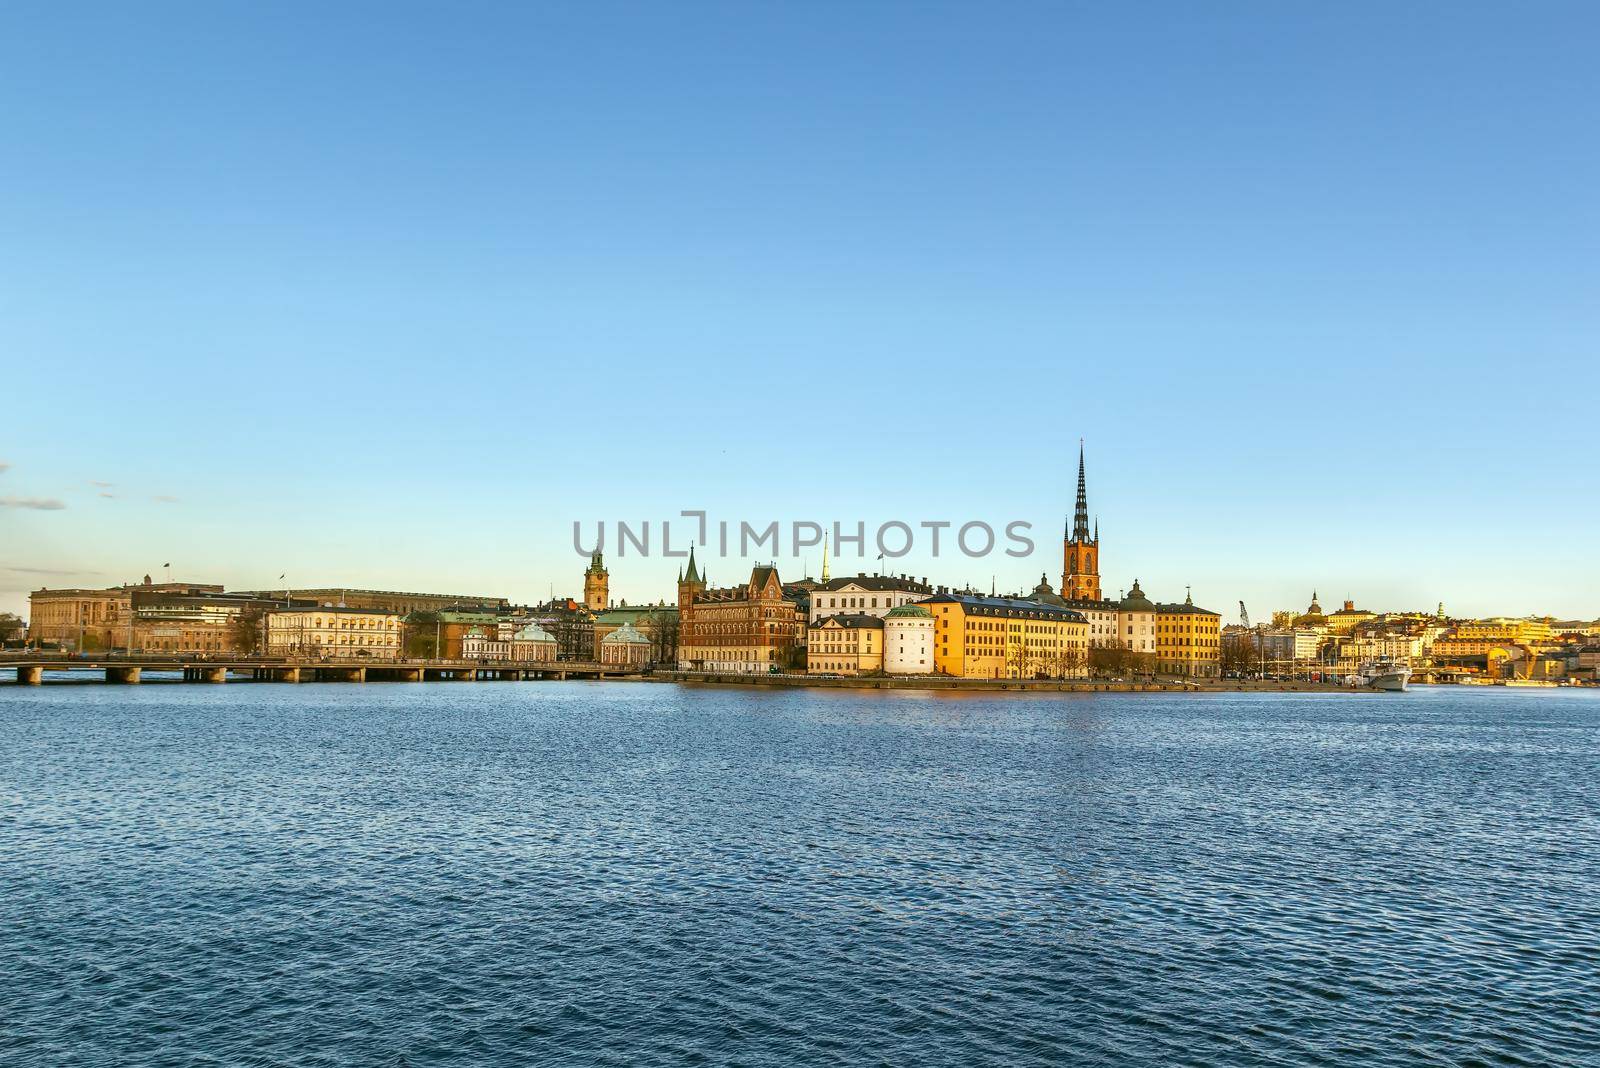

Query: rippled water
left=2, top=681, right=1597, bottom=1066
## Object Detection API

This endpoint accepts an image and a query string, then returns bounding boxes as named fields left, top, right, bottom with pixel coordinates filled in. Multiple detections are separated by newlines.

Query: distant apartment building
left=264, top=607, right=403, bottom=659
left=676, top=550, right=803, bottom=673
left=1260, top=628, right=1323, bottom=664
left=1454, top=618, right=1554, bottom=644
left=1327, top=634, right=1424, bottom=671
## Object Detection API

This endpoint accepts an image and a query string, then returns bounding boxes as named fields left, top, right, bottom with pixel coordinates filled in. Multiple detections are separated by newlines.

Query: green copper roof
left=885, top=603, right=932, bottom=618
left=601, top=622, right=651, bottom=645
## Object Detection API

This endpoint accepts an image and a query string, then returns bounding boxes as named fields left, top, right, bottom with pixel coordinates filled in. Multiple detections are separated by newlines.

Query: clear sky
left=3, top=2, right=1597, bottom=622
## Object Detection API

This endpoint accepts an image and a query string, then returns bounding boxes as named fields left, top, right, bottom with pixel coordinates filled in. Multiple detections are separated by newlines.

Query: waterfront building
left=419, top=609, right=502, bottom=659
left=677, top=549, right=804, bottom=673
left=1061, top=444, right=1102, bottom=602
left=463, top=622, right=559, bottom=661
left=599, top=622, right=652, bottom=667
left=460, top=626, right=509, bottom=660
left=883, top=603, right=935, bottom=675
left=512, top=622, right=558, bottom=661
left=919, top=593, right=1089, bottom=679
left=808, top=573, right=933, bottom=623
left=593, top=603, right=678, bottom=664
left=28, top=577, right=223, bottom=651
left=1115, top=580, right=1158, bottom=656
left=1155, top=592, right=1222, bottom=677
left=264, top=606, right=403, bottom=659
left=131, top=588, right=290, bottom=654
left=583, top=551, right=609, bottom=612
left=806, top=614, right=884, bottom=675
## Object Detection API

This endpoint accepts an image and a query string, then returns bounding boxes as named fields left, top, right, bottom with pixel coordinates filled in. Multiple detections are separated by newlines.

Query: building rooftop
left=601, top=622, right=652, bottom=645
left=917, top=593, right=1087, bottom=623
left=811, top=613, right=886, bottom=630
left=814, top=573, right=933, bottom=593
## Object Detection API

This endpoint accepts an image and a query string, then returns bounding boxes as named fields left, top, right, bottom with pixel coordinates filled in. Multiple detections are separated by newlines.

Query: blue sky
left=3, top=2, right=1597, bottom=621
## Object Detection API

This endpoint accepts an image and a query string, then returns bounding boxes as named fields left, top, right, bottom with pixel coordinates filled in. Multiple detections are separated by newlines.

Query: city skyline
left=3, top=4, right=1597, bottom=619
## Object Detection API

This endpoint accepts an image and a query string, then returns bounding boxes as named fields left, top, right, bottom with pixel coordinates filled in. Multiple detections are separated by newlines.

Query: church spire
left=683, top=545, right=701, bottom=585
left=821, top=534, right=830, bottom=582
left=1071, top=440, right=1091, bottom=542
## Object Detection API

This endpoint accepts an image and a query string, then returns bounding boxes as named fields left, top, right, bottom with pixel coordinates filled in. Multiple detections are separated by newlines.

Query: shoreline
left=645, top=671, right=1366, bottom=694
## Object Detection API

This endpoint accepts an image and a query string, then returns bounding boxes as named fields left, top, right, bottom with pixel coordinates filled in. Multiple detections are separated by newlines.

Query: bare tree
left=229, top=608, right=264, bottom=654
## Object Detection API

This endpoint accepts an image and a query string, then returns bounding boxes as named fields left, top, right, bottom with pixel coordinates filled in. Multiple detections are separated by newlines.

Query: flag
left=163, top=562, right=171, bottom=567
left=279, top=574, right=286, bottom=581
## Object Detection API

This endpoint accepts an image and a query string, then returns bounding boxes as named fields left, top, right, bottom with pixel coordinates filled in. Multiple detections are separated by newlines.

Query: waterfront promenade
left=4, top=655, right=643, bottom=686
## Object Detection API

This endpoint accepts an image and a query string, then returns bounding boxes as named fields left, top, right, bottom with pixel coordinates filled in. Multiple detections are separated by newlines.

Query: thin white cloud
left=6, top=566, right=102, bottom=576
left=90, top=480, right=114, bottom=488
left=0, top=497, right=66, bottom=510
left=99, top=492, right=116, bottom=499
left=0, top=460, right=10, bottom=474
left=153, top=495, right=179, bottom=504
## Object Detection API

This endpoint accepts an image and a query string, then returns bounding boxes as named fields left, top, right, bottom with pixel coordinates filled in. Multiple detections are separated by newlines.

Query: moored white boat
left=1357, top=657, right=1411, bottom=692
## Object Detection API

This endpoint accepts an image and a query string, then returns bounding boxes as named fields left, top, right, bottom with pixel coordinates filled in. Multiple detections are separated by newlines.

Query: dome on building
left=1029, top=573, right=1067, bottom=607
left=1292, top=590, right=1327, bottom=627
left=465, top=626, right=490, bottom=637
left=885, top=603, right=932, bottom=619
left=1119, top=579, right=1155, bottom=612
left=513, top=622, right=555, bottom=643
left=601, top=622, right=651, bottom=645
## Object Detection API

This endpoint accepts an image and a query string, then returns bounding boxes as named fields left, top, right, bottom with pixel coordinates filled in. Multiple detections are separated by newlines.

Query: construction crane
left=1238, top=601, right=1251, bottom=630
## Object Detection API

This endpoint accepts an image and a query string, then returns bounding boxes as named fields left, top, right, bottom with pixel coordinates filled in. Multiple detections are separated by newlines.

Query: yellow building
left=1155, top=593, right=1222, bottom=677
left=264, top=606, right=403, bottom=659
left=920, top=594, right=1089, bottom=679
left=1454, top=618, right=1553, bottom=645
left=807, top=614, right=884, bottom=675
left=1324, top=600, right=1376, bottom=635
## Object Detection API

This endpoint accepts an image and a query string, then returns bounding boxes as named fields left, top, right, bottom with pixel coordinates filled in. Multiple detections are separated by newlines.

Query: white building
left=599, top=622, right=651, bottom=667
left=461, top=626, right=509, bottom=660
left=511, top=622, right=558, bottom=661
left=264, top=606, right=403, bottom=660
left=1115, top=580, right=1158, bottom=656
left=1261, top=629, right=1323, bottom=663
left=808, top=574, right=933, bottom=623
left=883, top=603, right=935, bottom=675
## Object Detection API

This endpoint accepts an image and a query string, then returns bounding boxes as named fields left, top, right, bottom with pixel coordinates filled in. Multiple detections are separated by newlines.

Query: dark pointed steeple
left=1071, top=440, right=1091, bottom=542
left=683, top=545, right=701, bottom=585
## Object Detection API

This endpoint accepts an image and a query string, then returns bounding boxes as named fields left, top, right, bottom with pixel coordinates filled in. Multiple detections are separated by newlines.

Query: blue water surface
left=2, top=681, right=1597, bottom=1066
